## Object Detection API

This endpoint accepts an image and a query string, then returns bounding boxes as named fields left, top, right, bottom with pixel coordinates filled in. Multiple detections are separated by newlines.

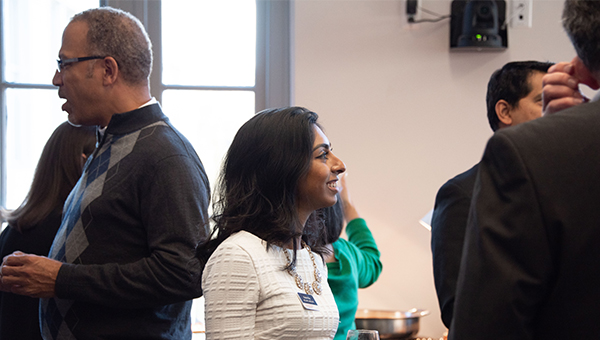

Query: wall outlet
left=511, top=0, right=532, bottom=28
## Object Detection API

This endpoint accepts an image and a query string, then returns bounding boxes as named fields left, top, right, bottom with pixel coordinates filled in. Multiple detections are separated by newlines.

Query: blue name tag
left=297, top=292, right=319, bottom=311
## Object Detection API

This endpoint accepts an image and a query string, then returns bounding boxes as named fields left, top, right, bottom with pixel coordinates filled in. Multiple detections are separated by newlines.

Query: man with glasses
left=0, top=7, right=209, bottom=340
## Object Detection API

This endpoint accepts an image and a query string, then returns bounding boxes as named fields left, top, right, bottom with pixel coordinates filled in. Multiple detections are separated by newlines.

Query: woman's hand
left=339, top=173, right=360, bottom=222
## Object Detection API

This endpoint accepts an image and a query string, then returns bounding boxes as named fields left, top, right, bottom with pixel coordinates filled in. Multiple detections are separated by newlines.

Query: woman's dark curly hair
left=196, top=106, right=328, bottom=271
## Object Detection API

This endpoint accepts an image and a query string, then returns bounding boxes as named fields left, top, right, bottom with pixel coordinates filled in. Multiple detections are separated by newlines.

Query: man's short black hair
left=486, top=61, right=554, bottom=131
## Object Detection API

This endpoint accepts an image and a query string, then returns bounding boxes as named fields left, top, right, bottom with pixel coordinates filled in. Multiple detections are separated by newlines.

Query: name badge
left=297, top=292, right=319, bottom=311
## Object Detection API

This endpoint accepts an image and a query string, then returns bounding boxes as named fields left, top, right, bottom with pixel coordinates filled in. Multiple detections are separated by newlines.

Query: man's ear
left=495, top=99, right=512, bottom=127
left=572, top=56, right=600, bottom=90
left=102, top=57, right=119, bottom=85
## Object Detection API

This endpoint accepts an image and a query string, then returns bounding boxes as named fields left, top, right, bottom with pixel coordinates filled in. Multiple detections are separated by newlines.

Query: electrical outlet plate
left=511, top=0, right=532, bottom=28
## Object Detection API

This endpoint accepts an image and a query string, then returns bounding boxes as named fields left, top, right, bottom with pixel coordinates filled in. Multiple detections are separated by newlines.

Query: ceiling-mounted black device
left=450, top=0, right=507, bottom=51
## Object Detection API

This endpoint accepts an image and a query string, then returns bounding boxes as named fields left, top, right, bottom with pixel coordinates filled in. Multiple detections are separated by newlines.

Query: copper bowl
left=354, top=308, right=430, bottom=339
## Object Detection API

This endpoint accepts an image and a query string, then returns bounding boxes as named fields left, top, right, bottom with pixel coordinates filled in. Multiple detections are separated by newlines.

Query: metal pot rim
left=355, top=308, right=430, bottom=320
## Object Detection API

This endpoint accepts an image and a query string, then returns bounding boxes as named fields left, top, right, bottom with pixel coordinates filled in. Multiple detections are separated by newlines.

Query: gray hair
left=563, top=0, right=600, bottom=73
left=72, top=7, right=153, bottom=85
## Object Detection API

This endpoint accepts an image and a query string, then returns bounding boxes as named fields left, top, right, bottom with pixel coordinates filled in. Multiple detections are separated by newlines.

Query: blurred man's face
left=509, top=71, right=545, bottom=126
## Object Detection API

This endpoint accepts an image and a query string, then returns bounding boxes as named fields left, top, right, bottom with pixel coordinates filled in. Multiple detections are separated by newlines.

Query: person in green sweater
left=323, top=174, right=383, bottom=340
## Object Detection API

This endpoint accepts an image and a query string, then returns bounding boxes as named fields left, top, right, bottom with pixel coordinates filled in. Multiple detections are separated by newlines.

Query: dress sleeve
left=345, top=218, right=382, bottom=288
left=449, top=133, right=554, bottom=340
left=202, top=242, right=259, bottom=340
left=430, top=179, right=473, bottom=328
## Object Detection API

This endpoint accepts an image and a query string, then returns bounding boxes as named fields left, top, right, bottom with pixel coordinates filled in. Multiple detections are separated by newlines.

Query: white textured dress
left=202, top=230, right=339, bottom=340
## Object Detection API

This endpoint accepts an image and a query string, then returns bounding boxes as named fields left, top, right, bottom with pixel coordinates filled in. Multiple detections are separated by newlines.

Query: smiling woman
left=297, top=126, right=346, bottom=221
left=197, top=106, right=346, bottom=340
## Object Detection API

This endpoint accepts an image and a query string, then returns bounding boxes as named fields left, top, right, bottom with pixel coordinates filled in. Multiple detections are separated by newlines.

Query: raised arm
left=542, top=60, right=589, bottom=116
left=338, top=173, right=382, bottom=288
left=339, top=173, right=360, bottom=222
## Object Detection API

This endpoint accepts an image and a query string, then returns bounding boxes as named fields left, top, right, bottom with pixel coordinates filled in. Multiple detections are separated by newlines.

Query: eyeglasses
left=56, top=56, right=105, bottom=72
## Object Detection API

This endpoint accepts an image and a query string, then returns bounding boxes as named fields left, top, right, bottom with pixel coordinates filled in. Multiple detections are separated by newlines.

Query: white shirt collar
left=138, top=97, right=158, bottom=109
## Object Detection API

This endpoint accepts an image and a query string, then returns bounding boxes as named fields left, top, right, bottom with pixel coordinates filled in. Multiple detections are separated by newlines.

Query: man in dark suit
left=449, top=1, right=600, bottom=338
left=430, top=60, right=552, bottom=329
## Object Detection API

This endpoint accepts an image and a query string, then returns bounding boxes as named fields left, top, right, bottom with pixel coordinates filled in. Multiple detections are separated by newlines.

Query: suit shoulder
left=438, top=163, right=479, bottom=197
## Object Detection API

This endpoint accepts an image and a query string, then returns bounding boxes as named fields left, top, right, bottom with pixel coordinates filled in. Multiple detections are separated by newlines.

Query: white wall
left=291, top=0, right=580, bottom=337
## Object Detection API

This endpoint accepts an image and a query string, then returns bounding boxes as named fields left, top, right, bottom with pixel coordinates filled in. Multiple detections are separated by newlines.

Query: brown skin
left=496, top=71, right=546, bottom=128
left=0, top=252, right=61, bottom=298
left=52, top=21, right=151, bottom=127
left=285, top=126, right=346, bottom=250
left=542, top=56, right=600, bottom=116
left=1, top=20, right=153, bottom=298
left=296, top=126, right=346, bottom=225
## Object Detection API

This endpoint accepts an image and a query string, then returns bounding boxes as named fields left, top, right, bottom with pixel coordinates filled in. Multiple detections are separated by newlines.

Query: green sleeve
left=345, top=218, right=383, bottom=288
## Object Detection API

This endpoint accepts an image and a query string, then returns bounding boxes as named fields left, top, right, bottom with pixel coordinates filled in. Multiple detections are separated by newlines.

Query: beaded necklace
left=283, top=241, right=322, bottom=295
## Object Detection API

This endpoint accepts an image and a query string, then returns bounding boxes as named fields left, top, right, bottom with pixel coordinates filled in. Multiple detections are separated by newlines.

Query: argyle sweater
left=41, top=103, right=210, bottom=340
